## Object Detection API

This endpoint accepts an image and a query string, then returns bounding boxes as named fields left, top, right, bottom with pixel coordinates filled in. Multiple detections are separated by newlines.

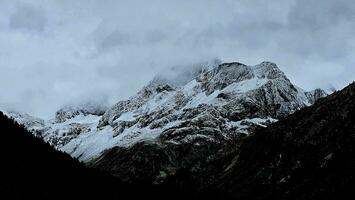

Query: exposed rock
left=55, top=102, right=108, bottom=123
left=305, top=88, right=328, bottom=104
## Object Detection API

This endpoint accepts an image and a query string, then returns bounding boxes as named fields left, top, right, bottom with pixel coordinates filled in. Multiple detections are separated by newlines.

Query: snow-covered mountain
left=7, top=61, right=327, bottom=163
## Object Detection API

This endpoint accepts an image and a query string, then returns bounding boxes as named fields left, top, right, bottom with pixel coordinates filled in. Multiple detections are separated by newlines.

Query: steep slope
left=212, top=82, right=355, bottom=199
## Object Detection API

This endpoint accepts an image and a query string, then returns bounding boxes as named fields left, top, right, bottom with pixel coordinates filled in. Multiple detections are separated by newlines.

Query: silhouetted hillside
left=0, top=112, right=195, bottom=200
left=0, top=111, right=122, bottom=199
left=216, top=82, right=355, bottom=199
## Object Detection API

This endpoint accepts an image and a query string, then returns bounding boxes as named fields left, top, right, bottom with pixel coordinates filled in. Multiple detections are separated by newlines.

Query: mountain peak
left=259, top=61, right=278, bottom=66
left=12, top=59, right=328, bottom=163
left=252, top=61, right=285, bottom=79
left=152, top=58, right=222, bottom=87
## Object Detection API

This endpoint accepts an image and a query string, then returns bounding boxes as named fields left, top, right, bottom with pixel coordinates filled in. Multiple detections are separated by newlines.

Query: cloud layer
left=0, top=0, right=354, bottom=118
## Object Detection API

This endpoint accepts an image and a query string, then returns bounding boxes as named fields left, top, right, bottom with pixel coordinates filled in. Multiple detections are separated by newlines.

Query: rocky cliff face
left=7, top=61, right=327, bottom=186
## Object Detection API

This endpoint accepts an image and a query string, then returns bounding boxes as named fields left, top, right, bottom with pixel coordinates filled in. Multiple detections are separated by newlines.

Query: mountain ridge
left=7, top=61, right=327, bottom=165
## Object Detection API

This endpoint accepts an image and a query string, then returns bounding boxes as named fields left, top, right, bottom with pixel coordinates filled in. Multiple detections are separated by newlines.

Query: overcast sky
left=0, top=0, right=354, bottom=118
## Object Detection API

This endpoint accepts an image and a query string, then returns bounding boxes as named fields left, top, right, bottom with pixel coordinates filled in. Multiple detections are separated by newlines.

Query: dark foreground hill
left=0, top=112, right=208, bottom=200
left=0, top=112, right=122, bottom=199
left=210, top=82, right=355, bottom=199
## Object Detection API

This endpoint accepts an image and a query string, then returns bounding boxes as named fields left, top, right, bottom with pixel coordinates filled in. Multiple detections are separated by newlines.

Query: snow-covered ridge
left=8, top=61, right=327, bottom=162
left=3, top=111, right=45, bottom=135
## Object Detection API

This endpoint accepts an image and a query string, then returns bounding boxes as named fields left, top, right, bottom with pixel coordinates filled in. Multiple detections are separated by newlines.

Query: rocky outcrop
left=305, top=88, right=328, bottom=104
left=55, top=103, right=108, bottom=123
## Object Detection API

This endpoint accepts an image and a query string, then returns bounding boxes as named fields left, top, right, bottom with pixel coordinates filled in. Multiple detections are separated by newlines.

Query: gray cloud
left=288, top=0, right=355, bottom=30
left=9, top=3, right=47, bottom=32
left=94, top=24, right=133, bottom=51
left=144, top=30, right=167, bottom=44
left=0, top=0, right=354, bottom=118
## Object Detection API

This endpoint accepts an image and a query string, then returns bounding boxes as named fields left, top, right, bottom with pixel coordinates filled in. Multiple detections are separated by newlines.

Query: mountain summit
left=8, top=61, right=327, bottom=184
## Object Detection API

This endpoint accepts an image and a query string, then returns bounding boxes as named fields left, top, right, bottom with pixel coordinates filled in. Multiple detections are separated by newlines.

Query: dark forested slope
left=0, top=111, right=123, bottom=199
left=0, top=112, right=190, bottom=199
left=216, top=82, right=355, bottom=199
